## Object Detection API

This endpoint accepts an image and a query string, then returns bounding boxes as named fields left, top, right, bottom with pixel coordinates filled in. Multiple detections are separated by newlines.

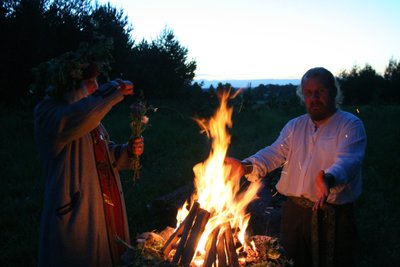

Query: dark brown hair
left=81, top=62, right=100, bottom=80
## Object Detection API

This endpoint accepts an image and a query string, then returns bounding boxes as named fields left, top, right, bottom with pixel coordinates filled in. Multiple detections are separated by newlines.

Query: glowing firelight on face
left=175, top=90, right=263, bottom=265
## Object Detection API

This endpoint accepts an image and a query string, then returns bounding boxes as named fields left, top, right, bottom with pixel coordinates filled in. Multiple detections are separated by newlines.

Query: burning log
left=162, top=202, right=211, bottom=267
left=180, top=208, right=211, bottom=266
left=223, top=222, right=240, bottom=267
left=216, top=232, right=227, bottom=267
left=162, top=202, right=200, bottom=257
left=201, top=222, right=241, bottom=267
left=162, top=200, right=242, bottom=267
left=203, top=226, right=220, bottom=267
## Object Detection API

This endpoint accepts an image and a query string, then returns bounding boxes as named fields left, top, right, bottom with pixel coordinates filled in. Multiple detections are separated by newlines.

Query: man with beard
left=226, top=67, right=367, bottom=267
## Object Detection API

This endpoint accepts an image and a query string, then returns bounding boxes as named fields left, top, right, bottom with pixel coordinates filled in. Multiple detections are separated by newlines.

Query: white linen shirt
left=245, top=109, right=367, bottom=204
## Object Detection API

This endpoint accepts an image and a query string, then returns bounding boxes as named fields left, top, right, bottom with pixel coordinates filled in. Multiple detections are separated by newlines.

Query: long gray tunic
left=35, top=85, right=131, bottom=267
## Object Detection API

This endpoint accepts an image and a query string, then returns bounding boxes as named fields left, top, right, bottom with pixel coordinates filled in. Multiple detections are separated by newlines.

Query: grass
left=0, top=97, right=399, bottom=266
left=349, top=105, right=400, bottom=266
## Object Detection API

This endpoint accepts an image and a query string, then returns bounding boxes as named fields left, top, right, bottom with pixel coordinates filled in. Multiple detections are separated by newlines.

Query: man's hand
left=224, top=157, right=245, bottom=182
left=313, top=170, right=329, bottom=211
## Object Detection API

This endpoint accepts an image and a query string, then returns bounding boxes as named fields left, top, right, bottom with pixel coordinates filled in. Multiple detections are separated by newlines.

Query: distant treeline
left=337, top=63, right=400, bottom=105
left=1, top=0, right=399, bottom=110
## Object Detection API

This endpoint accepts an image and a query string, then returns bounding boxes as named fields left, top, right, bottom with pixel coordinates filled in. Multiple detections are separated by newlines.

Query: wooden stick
left=163, top=202, right=199, bottom=259
left=162, top=219, right=184, bottom=257
left=224, top=222, right=240, bottom=267
left=180, top=208, right=211, bottom=267
left=203, top=226, right=220, bottom=267
left=217, top=233, right=227, bottom=267
left=171, top=202, right=200, bottom=264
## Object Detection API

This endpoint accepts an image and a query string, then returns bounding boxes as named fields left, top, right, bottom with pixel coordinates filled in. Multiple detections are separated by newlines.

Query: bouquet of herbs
left=129, top=101, right=157, bottom=183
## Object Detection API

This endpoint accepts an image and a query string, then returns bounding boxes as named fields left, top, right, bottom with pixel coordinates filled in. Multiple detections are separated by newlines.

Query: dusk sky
left=99, top=0, right=400, bottom=82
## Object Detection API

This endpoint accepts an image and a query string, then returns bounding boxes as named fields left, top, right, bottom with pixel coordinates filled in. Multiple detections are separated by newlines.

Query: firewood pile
left=120, top=201, right=293, bottom=267
left=162, top=202, right=240, bottom=267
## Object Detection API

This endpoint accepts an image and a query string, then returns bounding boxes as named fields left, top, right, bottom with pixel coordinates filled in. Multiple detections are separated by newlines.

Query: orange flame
left=176, top=90, right=262, bottom=264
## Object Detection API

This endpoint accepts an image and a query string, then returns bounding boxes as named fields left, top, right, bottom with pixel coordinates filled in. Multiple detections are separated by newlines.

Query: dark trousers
left=280, top=198, right=358, bottom=267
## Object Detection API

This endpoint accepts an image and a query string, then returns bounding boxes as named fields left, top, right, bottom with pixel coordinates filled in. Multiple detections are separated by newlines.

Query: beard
left=307, top=101, right=335, bottom=121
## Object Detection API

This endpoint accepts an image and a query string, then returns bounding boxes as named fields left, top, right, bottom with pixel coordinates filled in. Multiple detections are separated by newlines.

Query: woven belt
left=289, top=197, right=335, bottom=267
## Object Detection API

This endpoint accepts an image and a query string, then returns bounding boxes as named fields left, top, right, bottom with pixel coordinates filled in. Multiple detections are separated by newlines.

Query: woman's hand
left=128, top=136, right=144, bottom=156
left=116, top=79, right=134, bottom=96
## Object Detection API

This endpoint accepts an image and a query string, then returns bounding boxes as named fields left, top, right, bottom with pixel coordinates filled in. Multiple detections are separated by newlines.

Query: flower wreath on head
left=30, top=36, right=114, bottom=101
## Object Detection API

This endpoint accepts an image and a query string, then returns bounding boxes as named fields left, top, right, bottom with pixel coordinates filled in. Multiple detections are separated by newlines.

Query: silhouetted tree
left=43, top=0, right=92, bottom=53
left=339, top=64, right=384, bottom=105
left=383, top=58, right=400, bottom=103
left=131, top=28, right=196, bottom=98
left=89, top=3, right=134, bottom=79
left=0, top=0, right=48, bottom=108
left=0, top=0, right=138, bottom=108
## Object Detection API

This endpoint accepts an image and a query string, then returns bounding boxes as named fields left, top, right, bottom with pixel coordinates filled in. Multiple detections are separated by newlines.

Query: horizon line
left=193, top=78, right=301, bottom=87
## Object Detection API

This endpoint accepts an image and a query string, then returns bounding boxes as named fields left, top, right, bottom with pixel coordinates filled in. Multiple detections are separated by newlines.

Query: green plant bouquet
left=129, top=101, right=157, bottom=183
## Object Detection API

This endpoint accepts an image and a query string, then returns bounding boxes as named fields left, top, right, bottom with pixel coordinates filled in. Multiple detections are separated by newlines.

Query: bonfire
left=122, top=90, right=293, bottom=267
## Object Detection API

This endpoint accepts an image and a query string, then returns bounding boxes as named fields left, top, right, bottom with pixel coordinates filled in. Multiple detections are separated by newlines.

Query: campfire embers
left=162, top=202, right=242, bottom=267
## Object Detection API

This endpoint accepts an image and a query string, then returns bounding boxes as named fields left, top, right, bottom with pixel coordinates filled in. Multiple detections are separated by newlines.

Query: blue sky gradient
left=100, top=0, right=400, bottom=81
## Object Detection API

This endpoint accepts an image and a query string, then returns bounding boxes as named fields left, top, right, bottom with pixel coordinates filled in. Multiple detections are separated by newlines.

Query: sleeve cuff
left=95, top=81, right=121, bottom=98
left=241, top=160, right=253, bottom=175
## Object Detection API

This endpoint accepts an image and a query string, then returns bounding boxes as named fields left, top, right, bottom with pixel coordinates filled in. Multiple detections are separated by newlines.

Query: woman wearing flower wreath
left=34, top=48, right=144, bottom=267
